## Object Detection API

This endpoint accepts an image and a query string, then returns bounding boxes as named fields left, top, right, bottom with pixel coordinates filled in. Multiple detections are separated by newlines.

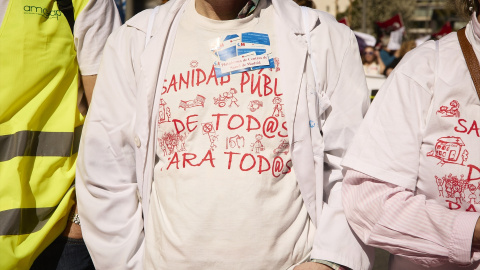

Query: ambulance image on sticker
left=212, top=32, right=275, bottom=78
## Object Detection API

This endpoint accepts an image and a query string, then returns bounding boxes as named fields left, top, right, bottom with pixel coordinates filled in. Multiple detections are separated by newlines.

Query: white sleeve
left=74, top=0, right=121, bottom=75
left=76, top=25, right=144, bottom=270
left=310, top=29, right=373, bottom=270
left=342, top=43, right=436, bottom=191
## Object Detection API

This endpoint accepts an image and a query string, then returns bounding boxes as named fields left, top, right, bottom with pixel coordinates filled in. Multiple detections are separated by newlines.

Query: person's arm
left=74, top=0, right=121, bottom=104
left=76, top=24, right=144, bottom=269
left=343, top=170, right=480, bottom=267
left=62, top=205, right=83, bottom=239
left=63, top=0, right=120, bottom=240
left=81, top=75, right=97, bottom=105
left=375, top=50, right=386, bottom=75
left=475, top=223, right=480, bottom=246
left=299, top=24, right=372, bottom=270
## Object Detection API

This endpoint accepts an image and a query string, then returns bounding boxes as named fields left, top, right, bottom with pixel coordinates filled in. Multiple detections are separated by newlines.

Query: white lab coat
left=76, top=0, right=372, bottom=269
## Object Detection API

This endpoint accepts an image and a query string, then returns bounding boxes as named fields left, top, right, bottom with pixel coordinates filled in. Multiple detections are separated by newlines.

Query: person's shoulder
left=304, top=8, right=355, bottom=50
left=399, top=40, right=436, bottom=65
left=124, top=9, right=155, bottom=34
left=390, top=41, right=437, bottom=93
left=104, top=8, right=156, bottom=52
left=438, top=31, right=461, bottom=48
left=109, top=4, right=166, bottom=44
left=310, top=9, right=352, bottom=35
left=398, top=32, right=460, bottom=73
left=314, top=9, right=343, bottom=25
left=125, top=1, right=175, bottom=33
left=313, top=10, right=355, bottom=59
left=436, top=31, right=463, bottom=61
left=396, top=40, right=436, bottom=75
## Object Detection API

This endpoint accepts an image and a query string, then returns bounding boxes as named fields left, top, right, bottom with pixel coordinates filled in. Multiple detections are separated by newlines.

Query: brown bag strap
left=458, top=27, right=480, bottom=100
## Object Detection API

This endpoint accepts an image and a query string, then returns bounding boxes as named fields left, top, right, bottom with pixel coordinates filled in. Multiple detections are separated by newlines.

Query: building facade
left=313, top=0, right=350, bottom=16
left=408, top=0, right=466, bottom=37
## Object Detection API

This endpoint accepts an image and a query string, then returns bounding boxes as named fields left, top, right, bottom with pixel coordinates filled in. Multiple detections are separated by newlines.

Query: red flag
left=338, top=17, right=349, bottom=27
left=432, top=22, right=452, bottom=39
left=375, top=14, right=404, bottom=33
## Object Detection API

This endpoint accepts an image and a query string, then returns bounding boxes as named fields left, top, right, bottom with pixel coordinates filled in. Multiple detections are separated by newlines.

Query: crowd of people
left=2, top=0, right=480, bottom=270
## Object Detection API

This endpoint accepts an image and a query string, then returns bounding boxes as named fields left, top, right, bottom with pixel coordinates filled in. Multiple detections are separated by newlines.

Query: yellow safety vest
left=0, top=0, right=88, bottom=268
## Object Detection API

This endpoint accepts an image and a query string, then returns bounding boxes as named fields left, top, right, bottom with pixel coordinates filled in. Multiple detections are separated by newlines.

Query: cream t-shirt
left=146, top=1, right=314, bottom=269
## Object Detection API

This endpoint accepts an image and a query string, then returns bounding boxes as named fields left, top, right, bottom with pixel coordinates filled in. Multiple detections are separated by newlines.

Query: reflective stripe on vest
left=0, top=184, right=74, bottom=236
left=0, top=207, right=58, bottom=236
left=0, top=0, right=88, bottom=268
left=0, top=126, right=83, bottom=162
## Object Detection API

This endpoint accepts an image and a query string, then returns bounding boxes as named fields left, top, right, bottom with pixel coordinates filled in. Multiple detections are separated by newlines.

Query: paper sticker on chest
left=211, top=32, right=275, bottom=78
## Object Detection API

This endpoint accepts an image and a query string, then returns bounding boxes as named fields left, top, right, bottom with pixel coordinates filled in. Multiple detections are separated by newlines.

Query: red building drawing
left=427, top=136, right=467, bottom=165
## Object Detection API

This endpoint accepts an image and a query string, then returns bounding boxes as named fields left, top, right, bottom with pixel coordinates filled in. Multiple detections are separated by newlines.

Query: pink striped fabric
left=342, top=170, right=480, bottom=268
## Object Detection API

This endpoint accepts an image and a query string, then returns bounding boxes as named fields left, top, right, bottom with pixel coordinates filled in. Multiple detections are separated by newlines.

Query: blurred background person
left=379, top=36, right=397, bottom=67
left=362, top=46, right=385, bottom=75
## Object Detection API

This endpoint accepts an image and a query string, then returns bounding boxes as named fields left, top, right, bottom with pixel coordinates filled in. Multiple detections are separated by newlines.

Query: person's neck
left=195, top=0, right=250, bottom=20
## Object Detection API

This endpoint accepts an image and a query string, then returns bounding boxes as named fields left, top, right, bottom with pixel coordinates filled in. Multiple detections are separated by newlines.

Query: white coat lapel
left=137, top=0, right=188, bottom=155
left=272, top=0, right=309, bottom=144
left=137, top=0, right=188, bottom=218
left=273, top=2, right=320, bottom=221
left=139, top=0, right=187, bottom=113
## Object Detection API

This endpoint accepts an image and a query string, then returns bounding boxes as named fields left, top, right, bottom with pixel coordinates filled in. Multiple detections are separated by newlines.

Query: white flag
left=415, top=35, right=431, bottom=47
left=354, top=31, right=377, bottom=47
left=387, top=27, right=405, bottom=51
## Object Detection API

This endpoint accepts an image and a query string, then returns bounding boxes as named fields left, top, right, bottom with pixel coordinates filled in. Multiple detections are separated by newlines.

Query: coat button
left=134, top=136, right=141, bottom=148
